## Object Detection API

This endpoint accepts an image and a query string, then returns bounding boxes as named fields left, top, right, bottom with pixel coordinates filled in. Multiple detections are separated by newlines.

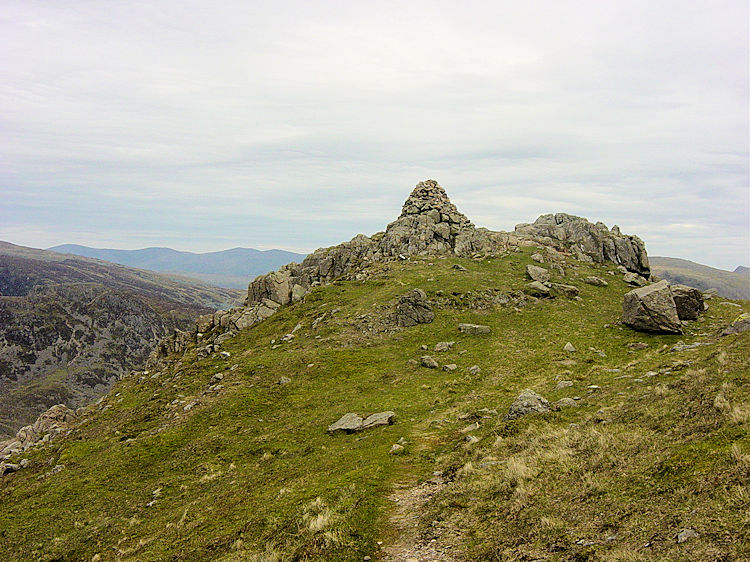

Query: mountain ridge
left=650, top=256, right=749, bottom=300
left=49, top=244, right=307, bottom=289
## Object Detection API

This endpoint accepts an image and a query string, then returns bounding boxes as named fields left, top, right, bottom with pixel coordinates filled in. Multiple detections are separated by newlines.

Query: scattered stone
left=327, top=413, right=364, bottom=434
left=434, top=341, right=455, bottom=352
left=676, top=528, right=699, bottom=544
left=554, top=397, right=577, bottom=409
left=550, top=283, right=580, bottom=297
left=628, top=342, right=649, bottom=350
left=671, top=285, right=704, bottom=321
left=563, top=342, right=576, bottom=353
left=720, top=313, right=750, bottom=336
left=526, top=264, right=551, bottom=284
left=465, top=435, right=480, bottom=444
left=389, top=444, right=404, bottom=454
left=278, top=376, right=292, bottom=385
left=210, top=373, right=224, bottom=383
left=442, top=364, right=457, bottom=372
left=407, top=359, right=419, bottom=366
left=504, top=389, right=552, bottom=420
left=458, top=323, right=490, bottom=335
left=525, top=281, right=551, bottom=297
left=556, top=380, right=574, bottom=390
left=584, top=276, right=608, bottom=287
left=421, top=356, right=439, bottom=369
left=468, top=365, right=481, bottom=375
left=396, top=288, right=435, bottom=327
left=460, top=422, right=480, bottom=433
left=622, top=280, right=683, bottom=334
left=0, top=462, right=21, bottom=477
left=451, top=264, right=468, bottom=272
left=531, top=252, right=545, bottom=263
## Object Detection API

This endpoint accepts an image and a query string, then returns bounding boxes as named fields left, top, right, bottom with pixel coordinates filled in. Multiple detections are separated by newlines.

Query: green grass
left=0, top=248, right=747, bottom=561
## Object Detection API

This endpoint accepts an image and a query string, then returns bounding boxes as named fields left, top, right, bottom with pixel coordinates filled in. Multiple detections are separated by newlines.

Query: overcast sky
left=1, top=1, right=748, bottom=270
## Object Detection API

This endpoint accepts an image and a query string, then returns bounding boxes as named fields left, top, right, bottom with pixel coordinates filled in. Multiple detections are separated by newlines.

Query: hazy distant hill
left=0, top=241, right=244, bottom=437
left=650, top=256, right=749, bottom=300
left=50, top=245, right=307, bottom=289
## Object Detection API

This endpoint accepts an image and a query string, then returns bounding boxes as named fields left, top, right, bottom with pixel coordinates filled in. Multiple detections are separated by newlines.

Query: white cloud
left=0, top=0, right=747, bottom=270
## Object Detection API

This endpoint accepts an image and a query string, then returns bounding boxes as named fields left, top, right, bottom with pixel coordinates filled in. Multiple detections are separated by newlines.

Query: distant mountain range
left=49, top=245, right=307, bottom=289
left=0, top=241, right=245, bottom=437
left=650, top=256, right=749, bottom=300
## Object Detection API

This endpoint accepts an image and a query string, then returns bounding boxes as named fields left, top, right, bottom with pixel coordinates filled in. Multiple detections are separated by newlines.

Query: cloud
left=0, top=0, right=747, bottom=270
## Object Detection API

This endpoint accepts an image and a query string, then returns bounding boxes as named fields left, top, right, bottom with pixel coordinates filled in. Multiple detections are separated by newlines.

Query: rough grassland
left=0, top=248, right=747, bottom=561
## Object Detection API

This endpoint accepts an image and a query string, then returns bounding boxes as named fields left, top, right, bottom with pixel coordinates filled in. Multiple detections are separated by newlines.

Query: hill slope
left=0, top=242, right=244, bottom=437
left=0, top=182, right=747, bottom=561
left=49, top=244, right=307, bottom=289
left=650, top=256, right=749, bottom=300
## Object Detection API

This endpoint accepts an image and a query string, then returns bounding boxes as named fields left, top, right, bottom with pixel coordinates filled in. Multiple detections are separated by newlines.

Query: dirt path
left=381, top=474, right=459, bottom=562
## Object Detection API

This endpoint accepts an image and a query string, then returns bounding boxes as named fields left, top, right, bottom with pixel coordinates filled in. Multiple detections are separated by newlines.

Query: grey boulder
left=622, top=280, right=682, bottom=334
left=671, top=285, right=704, bottom=321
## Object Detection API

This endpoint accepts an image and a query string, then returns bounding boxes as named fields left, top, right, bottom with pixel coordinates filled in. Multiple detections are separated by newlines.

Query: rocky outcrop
left=622, top=280, right=682, bottom=334
left=0, top=404, right=76, bottom=461
left=515, top=213, right=650, bottom=276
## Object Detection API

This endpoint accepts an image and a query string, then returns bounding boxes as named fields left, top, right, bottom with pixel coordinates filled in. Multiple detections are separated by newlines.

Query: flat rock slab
left=328, top=411, right=396, bottom=434
left=361, top=411, right=396, bottom=430
left=327, top=413, right=363, bottom=433
left=458, top=323, right=490, bottom=335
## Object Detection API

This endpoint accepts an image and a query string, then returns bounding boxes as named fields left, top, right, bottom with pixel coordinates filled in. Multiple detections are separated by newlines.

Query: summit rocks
left=153, top=180, right=657, bottom=360
left=515, top=213, right=650, bottom=277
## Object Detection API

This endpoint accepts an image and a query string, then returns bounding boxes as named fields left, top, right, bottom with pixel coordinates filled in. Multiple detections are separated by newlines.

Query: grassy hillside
left=0, top=248, right=747, bottom=560
left=650, top=256, right=749, bottom=300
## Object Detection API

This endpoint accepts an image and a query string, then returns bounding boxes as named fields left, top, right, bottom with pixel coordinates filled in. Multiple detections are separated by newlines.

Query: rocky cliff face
left=153, top=180, right=652, bottom=361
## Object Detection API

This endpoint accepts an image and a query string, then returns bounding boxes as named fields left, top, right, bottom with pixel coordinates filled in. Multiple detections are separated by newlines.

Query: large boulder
left=395, top=289, right=434, bottom=327
left=671, top=285, right=704, bottom=321
left=622, top=280, right=682, bottom=334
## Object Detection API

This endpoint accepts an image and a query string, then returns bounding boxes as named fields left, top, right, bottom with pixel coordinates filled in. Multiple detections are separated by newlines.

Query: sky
left=1, top=1, right=748, bottom=270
